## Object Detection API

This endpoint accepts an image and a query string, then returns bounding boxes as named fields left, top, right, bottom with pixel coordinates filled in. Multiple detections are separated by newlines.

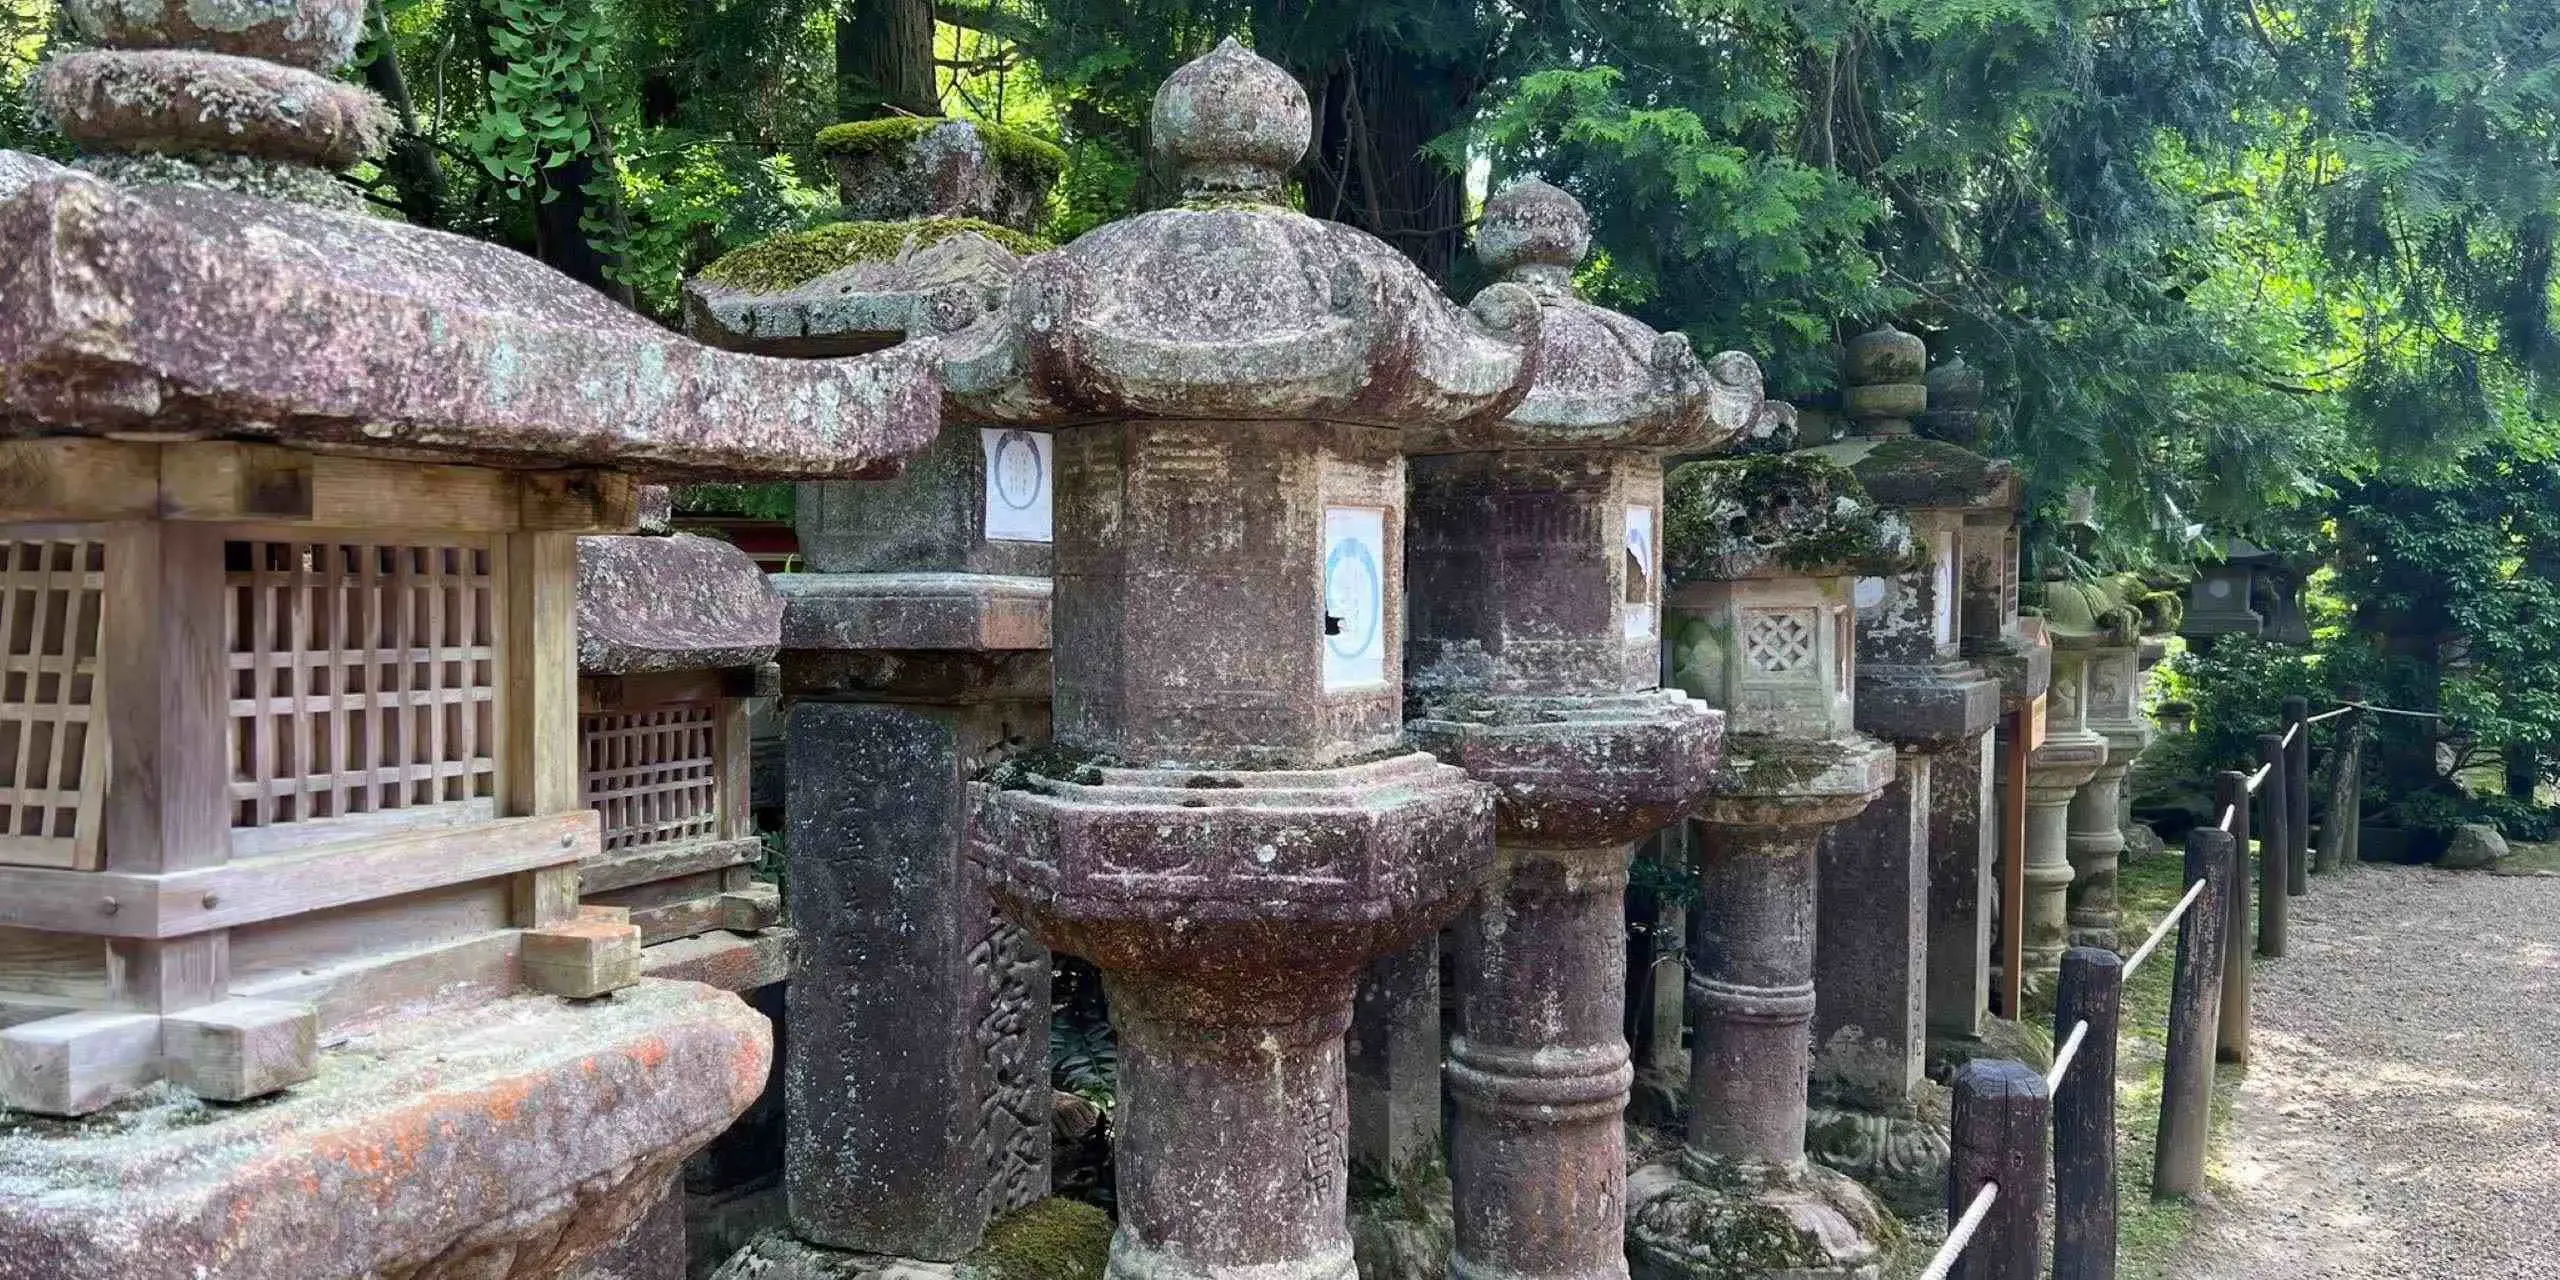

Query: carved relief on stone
left=968, top=901, right=1052, bottom=1219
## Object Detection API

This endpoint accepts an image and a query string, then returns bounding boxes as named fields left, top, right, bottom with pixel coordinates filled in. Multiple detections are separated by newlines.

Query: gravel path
left=2163, top=862, right=2560, bottom=1280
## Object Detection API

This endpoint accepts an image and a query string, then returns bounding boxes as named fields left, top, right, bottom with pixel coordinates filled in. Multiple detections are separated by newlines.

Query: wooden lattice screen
left=0, top=538, right=108, bottom=870
left=581, top=704, right=720, bottom=852
left=226, top=539, right=499, bottom=845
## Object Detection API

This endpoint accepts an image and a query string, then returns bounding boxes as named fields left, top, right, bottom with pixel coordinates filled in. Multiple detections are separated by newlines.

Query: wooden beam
left=106, top=931, right=228, bottom=1012
left=0, top=810, right=599, bottom=938
left=100, top=521, right=232, bottom=874
left=161, top=997, right=317, bottom=1101
left=521, top=908, right=641, bottom=998
left=0, top=1009, right=160, bottom=1115
left=0, top=440, right=160, bottom=522
left=577, top=835, right=762, bottom=896
left=229, top=930, right=518, bottom=1033
left=519, top=470, right=640, bottom=533
left=160, top=444, right=527, bottom=531
left=500, top=531, right=580, bottom=816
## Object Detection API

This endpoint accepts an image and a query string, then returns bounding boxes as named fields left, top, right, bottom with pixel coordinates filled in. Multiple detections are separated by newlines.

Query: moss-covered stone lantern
left=1633, top=449, right=1907, bottom=1280
left=0, top=0, right=940, bottom=1269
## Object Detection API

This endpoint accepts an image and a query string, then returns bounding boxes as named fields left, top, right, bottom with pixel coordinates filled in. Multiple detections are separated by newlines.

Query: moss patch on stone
left=963, top=1198, right=1114, bottom=1280
left=1665, top=454, right=1916, bottom=583
left=696, top=217, right=1050, bottom=293
left=815, top=116, right=1068, bottom=185
left=1835, top=435, right=2010, bottom=509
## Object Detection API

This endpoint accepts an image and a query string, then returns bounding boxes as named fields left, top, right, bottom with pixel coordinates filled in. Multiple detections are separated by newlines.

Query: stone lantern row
left=671, top=37, right=2076, bottom=1280
left=0, top=8, right=2135, bottom=1276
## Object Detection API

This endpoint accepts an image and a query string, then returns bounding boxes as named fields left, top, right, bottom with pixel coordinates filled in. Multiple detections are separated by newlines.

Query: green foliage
left=696, top=215, right=1049, bottom=291
left=1049, top=1013, right=1117, bottom=1112
left=463, top=0, right=606, bottom=193
left=2160, top=636, right=2346, bottom=777
left=673, top=482, right=797, bottom=521
left=2330, top=442, right=2560, bottom=798
left=0, top=0, right=63, bottom=160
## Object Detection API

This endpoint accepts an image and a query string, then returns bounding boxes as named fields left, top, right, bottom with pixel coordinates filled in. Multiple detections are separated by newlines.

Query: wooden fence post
left=2283, top=696, right=2311, bottom=892
left=2215, top=769, right=2253, bottom=1062
left=2255, top=737, right=2286, bottom=961
left=2339, top=685, right=2366, bottom=867
left=2053, top=948, right=2123, bottom=1280
left=1950, top=1059, right=2049, bottom=1280
left=2153, top=826, right=2232, bottom=1200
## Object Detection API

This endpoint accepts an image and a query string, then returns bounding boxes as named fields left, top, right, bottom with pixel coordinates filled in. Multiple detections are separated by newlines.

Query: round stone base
left=1803, top=1083, right=1951, bottom=1220
left=1626, top=1157, right=1897, bottom=1280
left=2067, top=921, right=2121, bottom=952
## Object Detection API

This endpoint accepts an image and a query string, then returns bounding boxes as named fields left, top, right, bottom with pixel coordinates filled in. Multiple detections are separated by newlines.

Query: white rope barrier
left=2046, top=1018, right=2089, bottom=1092
left=1918, top=1182, right=2002, bottom=1280
left=2217, top=803, right=2237, bottom=832
left=2122, top=876, right=2207, bottom=982
left=2281, top=721, right=2301, bottom=748
left=2245, top=764, right=2272, bottom=792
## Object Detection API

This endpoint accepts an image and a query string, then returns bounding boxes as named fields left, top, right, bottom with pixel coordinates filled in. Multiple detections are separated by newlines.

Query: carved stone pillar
left=948, top=41, right=1532, bottom=1280
left=1403, top=180, right=1750, bottom=1280
left=1630, top=452, right=1902, bottom=1280
left=684, top=121, right=1064, bottom=1279
left=1796, top=327, right=2005, bottom=1215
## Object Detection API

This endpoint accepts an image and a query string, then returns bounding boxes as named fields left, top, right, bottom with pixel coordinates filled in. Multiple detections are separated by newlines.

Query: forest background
left=6, top=0, right=2560, bottom=822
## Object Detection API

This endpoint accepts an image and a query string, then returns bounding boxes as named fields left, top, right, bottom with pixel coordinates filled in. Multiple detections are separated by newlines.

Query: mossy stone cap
left=1150, top=36, right=1311, bottom=200
left=1844, top=324, right=1926, bottom=384
left=1664, top=452, right=1915, bottom=583
left=1478, top=177, right=1592, bottom=283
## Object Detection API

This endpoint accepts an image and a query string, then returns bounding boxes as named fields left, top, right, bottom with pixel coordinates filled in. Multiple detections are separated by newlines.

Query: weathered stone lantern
left=2020, top=577, right=2119, bottom=979
left=1633, top=450, right=1906, bottom=1280
left=686, top=116, right=1067, bottom=1280
left=1401, top=179, right=1755, bottom=1280
left=2180, top=536, right=2309, bottom=651
left=0, top=2, right=938, bottom=1272
left=1793, top=327, right=2004, bottom=1215
left=2062, top=575, right=2153, bottom=949
left=943, top=39, right=1533, bottom=1280
left=575, top=527, right=789, bottom=981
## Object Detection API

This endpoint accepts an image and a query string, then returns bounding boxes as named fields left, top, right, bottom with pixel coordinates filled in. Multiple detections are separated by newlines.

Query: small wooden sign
left=2023, top=692, right=2049, bottom=751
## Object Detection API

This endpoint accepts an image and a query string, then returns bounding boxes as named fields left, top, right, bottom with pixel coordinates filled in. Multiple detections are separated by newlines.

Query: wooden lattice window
left=581, top=703, right=720, bottom=852
left=1, top=538, right=107, bottom=869
left=226, top=539, right=499, bottom=849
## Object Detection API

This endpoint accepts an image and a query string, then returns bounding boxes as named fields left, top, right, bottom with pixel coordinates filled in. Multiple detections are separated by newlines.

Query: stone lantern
left=2181, top=536, right=2309, bottom=651
left=1401, top=179, right=1756, bottom=1280
left=1794, top=327, right=2003, bottom=1215
left=685, top=124, right=1067, bottom=1278
left=2064, top=575, right=2165, bottom=947
left=573, top=527, right=789, bottom=977
left=1633, top=449, right=1906, bottom=1280
left=2020, top=577, right=2122, bottom=979
left=0, top=0, right=939, bottom=1270
left=941, top=39, right=1535, bottom=1280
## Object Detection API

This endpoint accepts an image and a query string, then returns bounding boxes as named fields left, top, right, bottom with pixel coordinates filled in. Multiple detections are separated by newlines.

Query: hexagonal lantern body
left=683, top=132, right=1066, bottom=1270
left=1633, top=452, right=1901, bottom=1280
left=1400, top=179, right=1751, bottom=1280
left=939, top=39, right=1531, bottom=1280
left=0, top=9, right=940, bottom=1269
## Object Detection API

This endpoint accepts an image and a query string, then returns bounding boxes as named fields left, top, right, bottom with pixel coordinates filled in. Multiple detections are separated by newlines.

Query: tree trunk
left=837, top=0, right=940, bottom=121
left=360, top=0, right=451, bottom=229
left=1291, top=33, right=1478, bottom=284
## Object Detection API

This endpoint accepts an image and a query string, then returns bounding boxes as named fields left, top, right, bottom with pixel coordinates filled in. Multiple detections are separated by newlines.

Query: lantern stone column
left=947, top=41, right=1533, bottom=1280
left=2021, top=579, right=2111, bottom=985
left=2066, top=578, right=2152, bottom=951
left=1796, top=328, right=2003, bottom=1216
left=1402, top=180, right=1756, bottom=1280
left=1630, top=450, right=1905, bottom=1280
left=684, top=124, right=1074, bottom=1279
